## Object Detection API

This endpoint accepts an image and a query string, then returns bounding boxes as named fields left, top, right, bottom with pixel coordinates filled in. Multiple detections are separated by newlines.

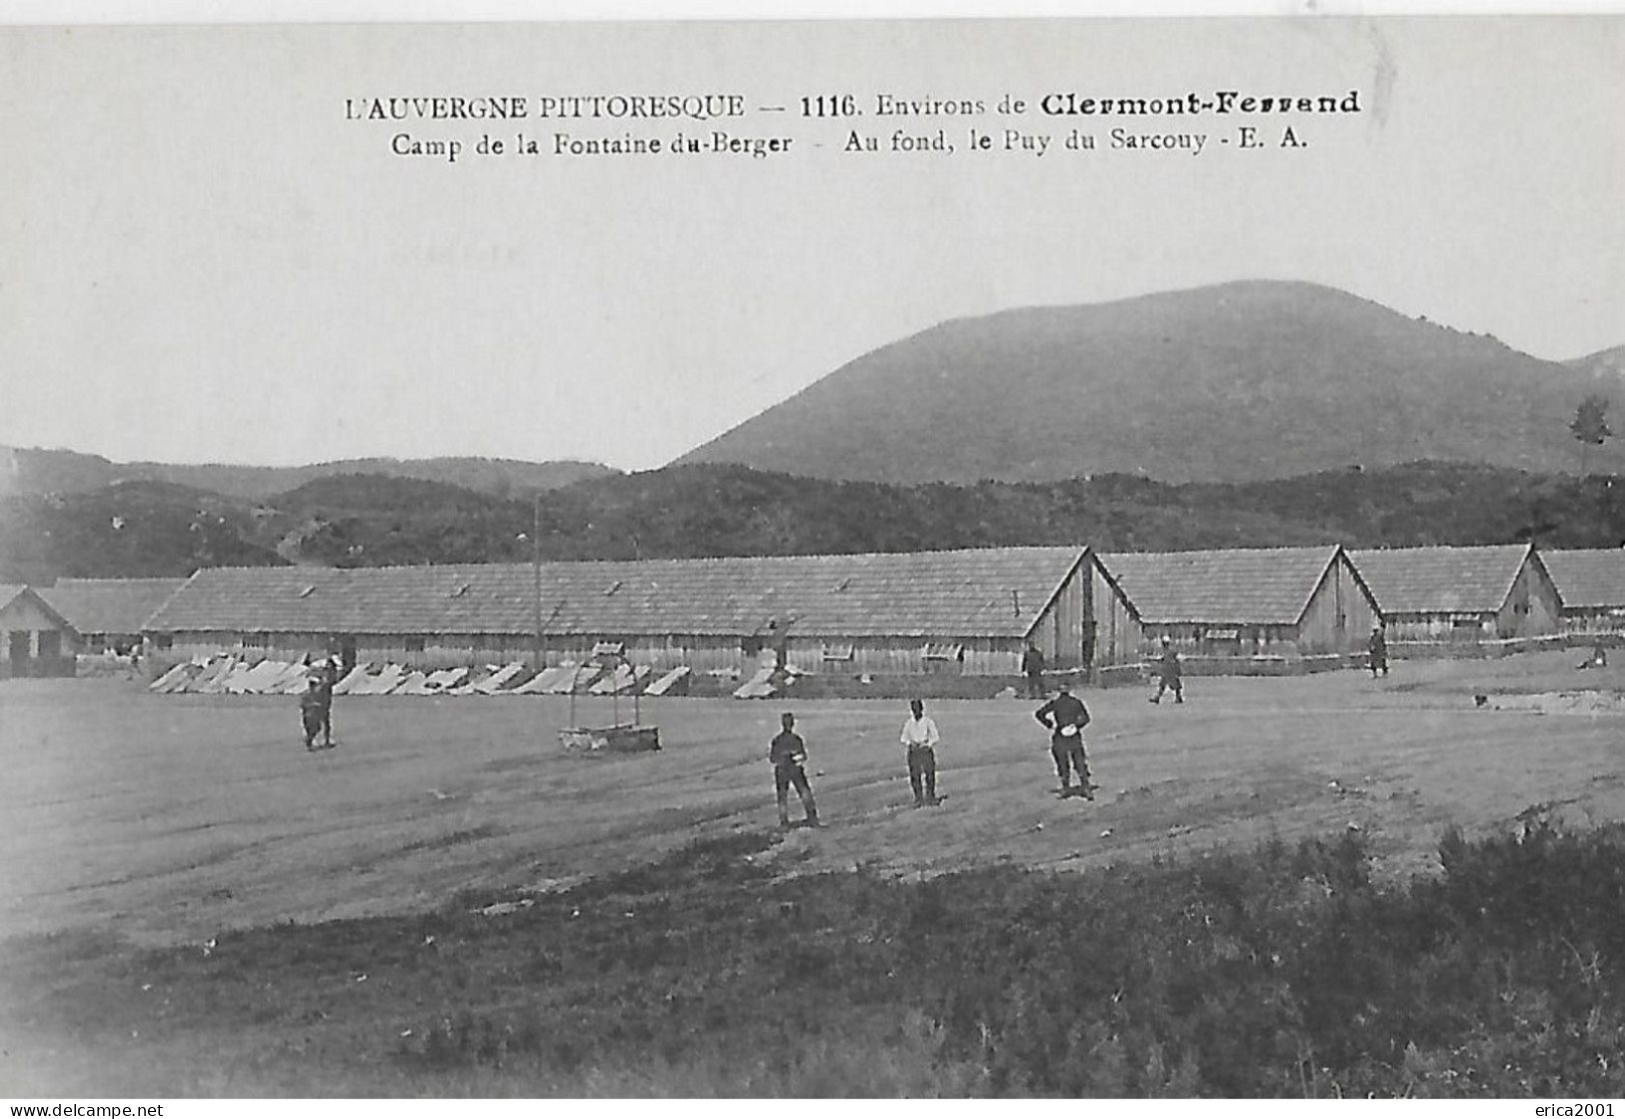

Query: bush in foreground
left=7, top=821, right=1624, bottom=1096
left=382, top=821, right=1625, bottom=1097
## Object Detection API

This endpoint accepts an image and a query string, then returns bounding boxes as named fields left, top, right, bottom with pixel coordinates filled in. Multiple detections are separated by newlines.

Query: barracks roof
left=0, top=584, right=76, bottom=631
left=40, top=578, right=187, bottom=635
left=1539, top=548, right=1625, bottom=610
left=1097, top=546, right=1348, bottom=625
left=143, top=547, right=1088, bottom=639
left=1346, top=544, right=1534, bottom=615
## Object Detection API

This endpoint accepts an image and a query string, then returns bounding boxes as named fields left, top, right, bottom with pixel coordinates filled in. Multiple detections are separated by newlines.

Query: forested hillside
left=3, top=461, right=1620, bottom=583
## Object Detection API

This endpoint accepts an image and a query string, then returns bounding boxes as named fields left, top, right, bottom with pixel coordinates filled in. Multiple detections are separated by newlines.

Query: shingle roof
left=0, top=584, right=76, bottom=631
left=1540, top=548, right=1625, bottom=610
left=1347, top=544, right=1531, bottom=615
left=40, top=578, right=187, bottom=635
left=144, top=547, right=1087, bottom=640
left=1097, top=546, right=1344, bottom=624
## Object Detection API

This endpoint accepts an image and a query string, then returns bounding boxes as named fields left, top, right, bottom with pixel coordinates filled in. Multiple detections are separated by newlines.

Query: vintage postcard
left=2, top=11, right=1623, bottom=1106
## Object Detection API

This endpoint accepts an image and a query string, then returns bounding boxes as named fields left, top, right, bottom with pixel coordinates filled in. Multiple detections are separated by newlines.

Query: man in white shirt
left=900, top=698, right=942, bottom=807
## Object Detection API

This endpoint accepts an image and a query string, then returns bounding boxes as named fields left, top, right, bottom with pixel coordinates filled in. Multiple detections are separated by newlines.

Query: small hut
left=1539, top=548, right=1625, bottom=640
left=0, top=584, right=79, bottom=678
left=1095, top=546, right=1380, bottom=674
left=1348, top=543, right=1562, bottom=652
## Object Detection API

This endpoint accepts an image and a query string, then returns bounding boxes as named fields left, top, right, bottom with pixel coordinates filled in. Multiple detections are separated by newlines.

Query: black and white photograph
left=2, top=6, right=1623, bottom=1105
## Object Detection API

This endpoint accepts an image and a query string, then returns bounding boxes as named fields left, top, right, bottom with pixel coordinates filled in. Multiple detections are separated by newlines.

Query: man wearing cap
left=300, top=675, right=330, bottom=751
left=1150, top=637, right=1183, bottom=704
left=769, top=711, right=820, bottom=829
left=1367, top=626, right=1389, bottom=678
left=1035, top=682, right=1094, bottom=799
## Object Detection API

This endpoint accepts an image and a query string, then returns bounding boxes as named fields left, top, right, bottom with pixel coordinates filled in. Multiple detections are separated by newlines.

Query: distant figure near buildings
left=769, top=712, right=820, bottom=829
left=1035, top=682, right=1094, bottom=799
left=321, top=654, right=342, bottom=737
left=300, top=677, right=331, bottom=751
left=300, top=653, right=337, bottom=750
left=1368, top=626, right=1389, bottom=677
left=1577, top=641, right=1608, bottom=670
left=1150, top=637, right=1183, bottom=704
left=900, top=698, right=941, bottom=807
left=1022, top=642, right=1046, bottom=699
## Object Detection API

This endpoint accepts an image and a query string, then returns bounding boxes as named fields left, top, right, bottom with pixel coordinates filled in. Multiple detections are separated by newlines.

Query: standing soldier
left=769, top=712, right=820, bottom=829
left=899, top=698, right=941, bottom=807
left=1367, top=625, right=1389, bottom=678
left=319, top=653, right=341, bottom=745
left=1150, top=637, right=1183, bottom=704
left=1021, top=642, right=1047, bottom=699
left=1035, top=682, right=1094, bottom=799
left=300, top=677, right=329, bottom=751
left=299, top=654, right=337, bottom=750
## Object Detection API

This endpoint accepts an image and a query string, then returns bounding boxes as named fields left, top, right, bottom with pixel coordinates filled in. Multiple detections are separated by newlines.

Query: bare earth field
left=1, top=652, right=1623, bottom=1096
left=2, top=652, right=1622, bottom=950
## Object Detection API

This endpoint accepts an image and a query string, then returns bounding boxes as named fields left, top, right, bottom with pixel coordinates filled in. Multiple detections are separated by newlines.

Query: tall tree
left=1570, top=394, right=1614, bottom=475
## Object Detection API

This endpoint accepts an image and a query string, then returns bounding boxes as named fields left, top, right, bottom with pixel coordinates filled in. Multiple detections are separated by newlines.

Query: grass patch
left=4, top=821, right=1624, bottom=1097
left=398, top=826, right=503, bottom=854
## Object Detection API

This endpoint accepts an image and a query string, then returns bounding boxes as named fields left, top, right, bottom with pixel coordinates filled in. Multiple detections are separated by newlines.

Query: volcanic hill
left=678, top=281, right=1625, bottom=484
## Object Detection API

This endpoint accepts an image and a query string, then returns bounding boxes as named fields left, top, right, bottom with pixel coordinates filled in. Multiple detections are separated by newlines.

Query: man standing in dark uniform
left=299, top=654, right=338, bottom=750
left=300, top=676, right=330, bottom=751
left=1367, top=626, right=1389, bottom=678
left=1035, top=682, right=1094, bottom=799
left=318, top=654, right=341, bottom=745
left=1021, top=642, right=1046, bottom=699
left=769, top=712, right=820, bottom=829
left=1150, top=637, right=1183, bottom=704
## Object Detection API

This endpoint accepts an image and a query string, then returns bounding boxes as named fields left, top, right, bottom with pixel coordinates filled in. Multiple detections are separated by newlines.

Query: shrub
left=27, top=824, right=1625, bottom=1097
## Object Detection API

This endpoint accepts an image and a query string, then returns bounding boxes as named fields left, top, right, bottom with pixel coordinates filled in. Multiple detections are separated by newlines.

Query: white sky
left=2, top=13, right=1622, bottom=470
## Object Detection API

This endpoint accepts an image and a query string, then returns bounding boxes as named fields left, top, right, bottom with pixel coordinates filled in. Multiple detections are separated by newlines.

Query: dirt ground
left=1, top=651, right=1622, bottom=949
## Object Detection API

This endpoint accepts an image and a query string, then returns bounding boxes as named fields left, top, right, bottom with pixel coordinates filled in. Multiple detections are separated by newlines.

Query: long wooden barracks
left=142, top=547, right=1102, bottom=680
left=127, top=541, right=1608, bottom=688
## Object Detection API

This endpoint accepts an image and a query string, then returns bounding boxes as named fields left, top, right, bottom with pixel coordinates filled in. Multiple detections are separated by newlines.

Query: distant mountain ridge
left=678, top=281, right=1625, bottom=484
left=0, top=448, right=618, bottom=500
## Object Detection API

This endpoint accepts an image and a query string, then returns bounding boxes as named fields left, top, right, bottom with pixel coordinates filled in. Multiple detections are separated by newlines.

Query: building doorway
left=8, top=631, right=31, bottom=676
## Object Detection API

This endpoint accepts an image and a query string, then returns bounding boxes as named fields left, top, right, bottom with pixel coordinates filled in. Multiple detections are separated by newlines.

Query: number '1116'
left=801, top=95, right=857, bottom=117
